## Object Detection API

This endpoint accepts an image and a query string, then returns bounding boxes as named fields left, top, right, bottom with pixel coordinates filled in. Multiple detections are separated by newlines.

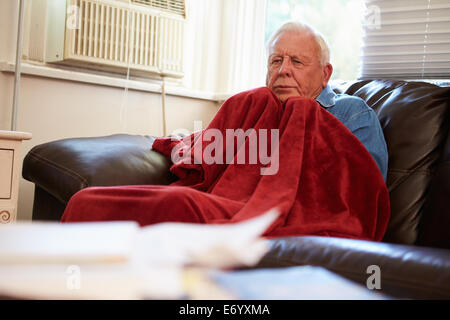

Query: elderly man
left=62, top=21, right=390, bottom=242
left=266, top=22, right=388, bottom=180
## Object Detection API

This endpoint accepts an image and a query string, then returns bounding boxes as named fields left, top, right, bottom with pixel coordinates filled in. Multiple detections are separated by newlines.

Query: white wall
left=0, top=0, right=18, bottom=63
left=0, top=0, right=221, bottom=221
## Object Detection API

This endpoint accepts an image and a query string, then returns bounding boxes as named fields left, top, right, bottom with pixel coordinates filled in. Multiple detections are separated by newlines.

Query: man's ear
left=322, top=63, right=333, bottom=87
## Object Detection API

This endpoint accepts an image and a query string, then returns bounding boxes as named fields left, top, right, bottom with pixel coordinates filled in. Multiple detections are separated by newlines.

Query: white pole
left=11, top=0, right=25, bottom=131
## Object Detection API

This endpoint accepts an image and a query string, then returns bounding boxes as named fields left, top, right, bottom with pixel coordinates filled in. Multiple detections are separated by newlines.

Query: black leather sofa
left=22, top=80, right=450, bottom=299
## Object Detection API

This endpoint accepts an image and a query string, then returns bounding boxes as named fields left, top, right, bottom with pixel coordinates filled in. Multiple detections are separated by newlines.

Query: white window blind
left=360, top=0, right=450, bottom=79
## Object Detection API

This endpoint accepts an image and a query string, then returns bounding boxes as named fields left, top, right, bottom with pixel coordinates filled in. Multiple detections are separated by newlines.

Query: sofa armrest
left=22, top=134, right=177, bottom=205
left=256, top=236, right=450, bottom=299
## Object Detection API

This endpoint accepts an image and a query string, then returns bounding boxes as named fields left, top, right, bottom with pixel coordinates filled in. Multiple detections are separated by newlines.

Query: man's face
left=266, top=30, right=333, bottom=103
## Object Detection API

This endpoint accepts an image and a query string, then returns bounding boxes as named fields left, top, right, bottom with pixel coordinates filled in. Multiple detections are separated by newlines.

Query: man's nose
left=278, top=58, right=292, bottom=76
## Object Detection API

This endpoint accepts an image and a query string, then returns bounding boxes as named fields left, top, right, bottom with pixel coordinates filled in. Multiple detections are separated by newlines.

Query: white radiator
left=45, top=0, right=185, bottom=78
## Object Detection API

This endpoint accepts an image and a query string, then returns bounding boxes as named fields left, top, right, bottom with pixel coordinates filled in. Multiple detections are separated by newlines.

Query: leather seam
left=26, top=151, right=89, bottom=188
left=388, top=168, right=434, bottom=192
left=388, top=168, right=434, bottom=175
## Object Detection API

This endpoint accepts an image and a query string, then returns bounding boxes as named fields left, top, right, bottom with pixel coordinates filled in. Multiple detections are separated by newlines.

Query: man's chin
left=272, top=88, right=300, bottom=102
left=275, top=92, right=319, bottom=103
left=276, top=93, right=296, bottom=103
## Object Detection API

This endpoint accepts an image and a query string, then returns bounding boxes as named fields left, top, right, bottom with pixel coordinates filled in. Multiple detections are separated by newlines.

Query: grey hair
left=266, top=21, right=330, bottom=66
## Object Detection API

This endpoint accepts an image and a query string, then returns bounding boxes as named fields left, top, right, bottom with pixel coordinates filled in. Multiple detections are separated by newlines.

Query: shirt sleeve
left=345, top=108, right=389, bottom=181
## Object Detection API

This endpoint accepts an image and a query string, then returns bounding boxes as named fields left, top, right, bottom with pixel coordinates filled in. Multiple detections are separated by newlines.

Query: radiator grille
left=131, top=0, right=185, bottom=17
left=64, top=0, right=184, bottom=77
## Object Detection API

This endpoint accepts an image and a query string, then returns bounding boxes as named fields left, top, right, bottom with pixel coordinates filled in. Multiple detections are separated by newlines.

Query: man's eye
left=271, top=58, right=282, bottom=65
left=292, top=59, right=303, bottom=65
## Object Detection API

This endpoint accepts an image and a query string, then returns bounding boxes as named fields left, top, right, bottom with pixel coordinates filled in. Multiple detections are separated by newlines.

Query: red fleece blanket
left=61, top=87, right=390, bottom=241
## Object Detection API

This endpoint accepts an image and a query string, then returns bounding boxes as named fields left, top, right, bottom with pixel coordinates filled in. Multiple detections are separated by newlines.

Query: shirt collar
left=315, top=85, right=336, bottom=108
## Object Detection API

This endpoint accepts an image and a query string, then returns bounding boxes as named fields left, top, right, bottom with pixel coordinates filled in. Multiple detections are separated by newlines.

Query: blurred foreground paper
left=0, top=207, right=278, bottom=268
left=0, top=208, right=279, bottom=299
left=131, top=207, right=279, bottom=268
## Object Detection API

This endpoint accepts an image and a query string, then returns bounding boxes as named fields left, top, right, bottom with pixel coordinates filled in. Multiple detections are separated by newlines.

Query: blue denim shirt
left=315, top=85, right=388, bottom=180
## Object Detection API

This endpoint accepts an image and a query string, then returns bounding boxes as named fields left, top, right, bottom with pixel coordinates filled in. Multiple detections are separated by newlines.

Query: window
left=265, top=0, right=365, bottom=81
left=265, top=0, right=450, bottom=81
left=182, top=0, right=267, bottom=96
left=360, top=0, right=450, bottom=80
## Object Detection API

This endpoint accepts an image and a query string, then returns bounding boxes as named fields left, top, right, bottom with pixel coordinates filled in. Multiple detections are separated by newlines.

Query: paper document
left=132, top=207, right=279, bottom=268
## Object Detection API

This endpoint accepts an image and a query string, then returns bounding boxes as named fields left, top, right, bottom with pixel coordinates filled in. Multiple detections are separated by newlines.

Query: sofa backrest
left=331, top=80, right=450, bottom=248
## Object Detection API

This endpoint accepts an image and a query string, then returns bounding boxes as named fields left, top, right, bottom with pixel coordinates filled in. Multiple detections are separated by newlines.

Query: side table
left=0, top=130, right=32, bottom=223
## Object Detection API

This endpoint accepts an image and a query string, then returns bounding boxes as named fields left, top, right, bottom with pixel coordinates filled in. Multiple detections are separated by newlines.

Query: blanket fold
left=62, top=87, right=390, bottom=241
